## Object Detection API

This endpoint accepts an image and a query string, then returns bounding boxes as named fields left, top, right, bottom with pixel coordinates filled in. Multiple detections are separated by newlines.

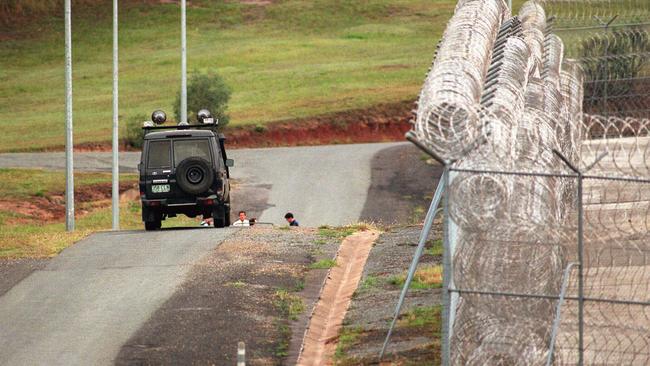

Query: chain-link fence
left=445, top=116, right=650, bottom=365
left=387, top=0, right=650, bottom=364
left=546, top=0, right=650, bottom=119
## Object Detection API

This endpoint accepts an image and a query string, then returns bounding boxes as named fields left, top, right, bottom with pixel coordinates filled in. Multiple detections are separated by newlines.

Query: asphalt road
left=0, top=228, right=235, bottom=365
left=0, top=143, right=406, bottom=227
left=0, top=142, right=439, bottom=365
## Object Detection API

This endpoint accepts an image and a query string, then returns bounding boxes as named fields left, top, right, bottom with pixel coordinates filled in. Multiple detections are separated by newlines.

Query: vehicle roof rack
left=142, top=123, right=219, bottom=132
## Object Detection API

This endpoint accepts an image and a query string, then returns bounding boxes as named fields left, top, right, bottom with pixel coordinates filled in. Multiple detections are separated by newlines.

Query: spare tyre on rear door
left=176, top=157, right=214, bottom=195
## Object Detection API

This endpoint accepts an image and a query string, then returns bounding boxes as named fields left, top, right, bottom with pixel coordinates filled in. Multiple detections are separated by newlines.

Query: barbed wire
left=408, top=0, right=650, bottom=364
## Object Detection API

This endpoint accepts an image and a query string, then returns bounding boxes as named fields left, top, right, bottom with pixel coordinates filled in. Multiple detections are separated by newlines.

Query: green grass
left=389, top=265, right=443, bottom=290
left=334, top=326, right=364, bottom=361
left=0, top=0, right=455, bottom=152
left=0, top=168, right=200, bottom=258
left=274, top=321, right=291, bottom=358
left=425, top=238, right=443, bottom=257
left=359, top=275, right=380, bottom=291
left=0, top=200, right=143, bottom=258
left=309, top=258, right=337, bottom=270
left=317, top=223, right=371, bottom=240
left=274, top=288, right=305, bottom=321
left=0, top=168, right=137, bottom=199
left=398, top=305, right=442, bottom=335
left=226, top=280, right=248, bottom=288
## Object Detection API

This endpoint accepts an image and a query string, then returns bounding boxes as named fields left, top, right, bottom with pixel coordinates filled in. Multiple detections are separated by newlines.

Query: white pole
left=64, top=0, right=75, bottom=231
left=180, top=0, right=188, bottom=123
left=112, top=0, right=120, bottom=230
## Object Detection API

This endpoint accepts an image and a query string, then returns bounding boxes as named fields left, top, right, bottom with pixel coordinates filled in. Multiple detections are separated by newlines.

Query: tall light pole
left=112, top=0, right=120, bottom=230
left=64, top=0, right=75, bottom=231
left=180, top=0, right=188, bottom=123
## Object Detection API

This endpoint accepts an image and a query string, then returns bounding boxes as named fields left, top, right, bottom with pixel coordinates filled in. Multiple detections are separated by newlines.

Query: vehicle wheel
left=213, top=205, right=226, bottom=228
left=145, top=220, right=161, bottom=231
left=176, top=157, right=215, bottom=195
left=224, top=206, right=231, bottom=227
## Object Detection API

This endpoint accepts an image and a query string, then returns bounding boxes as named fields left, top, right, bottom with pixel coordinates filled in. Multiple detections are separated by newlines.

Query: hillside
left=0, top=0, right=456, bottom=152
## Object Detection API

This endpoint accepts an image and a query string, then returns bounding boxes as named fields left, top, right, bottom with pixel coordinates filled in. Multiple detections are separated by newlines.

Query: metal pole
left=379, top=169, right=447, bottom=360
left=441, top=166, right=451, bottom=366
left=546, top=262, right=579, bottom=366
left=577, top=173, right=584, bottom=366
left=112, top=0, right=120, bottom=230
left=180, top=0, right=188, bottom=123
left=507, top=0, right=512, bottom=14
left=237, top=341, right=246, bottom=366
left=64, top=0, right=75, bottom=231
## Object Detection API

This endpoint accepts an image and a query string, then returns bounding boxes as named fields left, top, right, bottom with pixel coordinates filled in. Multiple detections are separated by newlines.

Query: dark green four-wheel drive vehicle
left=138, top=110, right=233, bottom=231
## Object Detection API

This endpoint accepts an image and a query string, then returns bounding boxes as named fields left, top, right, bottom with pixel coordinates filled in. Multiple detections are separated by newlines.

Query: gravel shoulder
left=115, top=226, right=342, bottom=365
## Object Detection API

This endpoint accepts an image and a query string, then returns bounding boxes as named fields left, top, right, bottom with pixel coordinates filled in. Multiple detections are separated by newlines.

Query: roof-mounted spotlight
left=151, top=110, right=167, bottom=125
left=197, top=109, right=216, bottom=125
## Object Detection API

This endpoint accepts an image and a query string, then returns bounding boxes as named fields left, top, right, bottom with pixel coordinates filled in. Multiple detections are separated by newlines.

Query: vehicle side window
left=174, top=139, right=212, bottom=166
left=147, top=141, right=171, bottom=168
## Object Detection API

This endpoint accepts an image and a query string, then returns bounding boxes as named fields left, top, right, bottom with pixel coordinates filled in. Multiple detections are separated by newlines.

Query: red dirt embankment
left=71, top=100, right=414, bottom=152
left=0, top=182, right=137, bottom=225
left=226, top=101, right=414, bottom=149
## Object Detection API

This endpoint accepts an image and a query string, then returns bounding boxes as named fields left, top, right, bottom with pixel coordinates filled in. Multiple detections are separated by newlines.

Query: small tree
left=174, top=72, right=231, bottom=127
left=124, top=114, right=146, bottom=148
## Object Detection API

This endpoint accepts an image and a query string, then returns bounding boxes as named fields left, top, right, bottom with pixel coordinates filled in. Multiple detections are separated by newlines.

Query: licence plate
left=152, top=184, right=170, bottom=193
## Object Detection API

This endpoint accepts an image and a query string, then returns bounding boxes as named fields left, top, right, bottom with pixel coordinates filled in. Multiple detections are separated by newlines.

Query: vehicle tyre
left=145, top=220, right=161, bottom=231
left=224, top=205, right=231, bottom=227
left=176, top=157, right=214, bottom=195
left=213, top=205, right=226, bottom=228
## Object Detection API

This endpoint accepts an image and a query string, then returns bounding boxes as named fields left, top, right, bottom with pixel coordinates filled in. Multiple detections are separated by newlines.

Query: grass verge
left=0, top=168, right=199, bottom=258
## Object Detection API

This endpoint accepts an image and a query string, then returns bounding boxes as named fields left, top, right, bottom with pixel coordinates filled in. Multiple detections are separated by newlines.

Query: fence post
left=237, top=341, right=245, bottom=366
left=577, top=172, right=584, bottom=366
left=546, top=262, right=579, bottom=366
left=441, top=165, right=451, bottom=366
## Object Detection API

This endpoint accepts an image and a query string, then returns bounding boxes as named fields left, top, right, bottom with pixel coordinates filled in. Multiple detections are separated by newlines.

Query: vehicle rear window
left=147, top=141, right=171, bottom=168
left=174, top=139, right=212, bottom=166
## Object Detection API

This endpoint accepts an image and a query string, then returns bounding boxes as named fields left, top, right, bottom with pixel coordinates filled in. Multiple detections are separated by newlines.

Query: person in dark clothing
left=284, top=212, right=299, bottom=226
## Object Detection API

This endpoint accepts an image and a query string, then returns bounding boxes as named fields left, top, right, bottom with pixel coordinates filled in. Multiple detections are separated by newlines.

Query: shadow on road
left=360, top=143, right=442, bottom=225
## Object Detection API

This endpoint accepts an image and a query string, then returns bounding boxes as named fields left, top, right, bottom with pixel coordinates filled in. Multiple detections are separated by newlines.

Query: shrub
left=580, top=28, right=650, bottom=114
left=124, top=114, right=146, bottom=148
left=174, top=72, right=231, bottom=127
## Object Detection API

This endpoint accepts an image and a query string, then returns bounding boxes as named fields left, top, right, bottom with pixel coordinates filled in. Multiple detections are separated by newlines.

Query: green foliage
left=274, top=322, right=290, bottom=357
left=580, top=28, right=650, bottom=112
left=399, top=305, right=442, bottom=334
left=334, top=326, right=364, bottom=359
left=309, top=259, right=337, bottom=269
left=389, top=265, right=443, bottom=290
left=317, top=224, right=366, bottom=240
left=124, top=114, right=146, bottom=148
left=425, top=239, right=443, bottom=257
left=274, top=289, right=305, bottom=321
left=174, top=72, right=231, bottom=127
